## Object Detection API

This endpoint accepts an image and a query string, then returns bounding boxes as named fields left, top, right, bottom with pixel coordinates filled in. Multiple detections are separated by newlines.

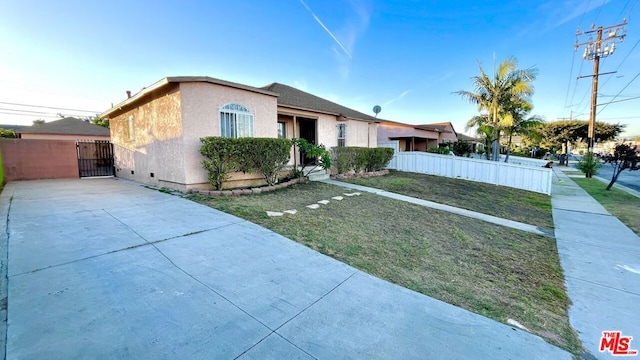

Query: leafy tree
left=32, top=119, right=45, bottom=126
left=456, top=57, right=537, bottom=161
left=502, top=103, right=544, bottom=162
left=0, top=128, right=17, bottom=138
left=90, top=115, right=110, bottom=128
left=533, top=120, right=623, bottom=154
left=601, top=143, right=639, bottom=190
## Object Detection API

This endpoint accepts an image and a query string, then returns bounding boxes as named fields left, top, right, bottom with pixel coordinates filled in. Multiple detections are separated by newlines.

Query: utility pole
left=575, top=21, right=627, bottom=174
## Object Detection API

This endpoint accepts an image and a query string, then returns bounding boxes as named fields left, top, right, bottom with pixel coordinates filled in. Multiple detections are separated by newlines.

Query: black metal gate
left=77, top=140, right=115, bottom=177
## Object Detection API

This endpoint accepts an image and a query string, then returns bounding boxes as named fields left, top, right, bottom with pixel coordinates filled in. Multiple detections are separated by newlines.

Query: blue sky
left=1, top=0, right=639, bottom=137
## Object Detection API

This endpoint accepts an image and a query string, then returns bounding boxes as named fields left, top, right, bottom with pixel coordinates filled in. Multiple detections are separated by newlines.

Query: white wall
left=385, top=150, right=552, bottom=195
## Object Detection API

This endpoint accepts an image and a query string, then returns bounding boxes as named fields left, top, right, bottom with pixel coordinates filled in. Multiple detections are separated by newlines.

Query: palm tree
left=456, top=57, right=537, bottom=161
left=502, top=102, right=544, bottom=162
left=466, top=115, right=493, bottom=160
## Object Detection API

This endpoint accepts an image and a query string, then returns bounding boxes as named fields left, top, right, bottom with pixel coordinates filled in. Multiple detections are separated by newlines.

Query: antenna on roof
left=373, top=105, right=382, bottom=117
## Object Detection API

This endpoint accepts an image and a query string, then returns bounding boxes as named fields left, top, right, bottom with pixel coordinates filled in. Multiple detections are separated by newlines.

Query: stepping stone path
left=266, top=192, right=361, bottom=216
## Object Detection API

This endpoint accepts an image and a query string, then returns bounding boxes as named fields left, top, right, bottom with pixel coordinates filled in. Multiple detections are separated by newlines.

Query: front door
left=298, top=118, right=317, bottom=165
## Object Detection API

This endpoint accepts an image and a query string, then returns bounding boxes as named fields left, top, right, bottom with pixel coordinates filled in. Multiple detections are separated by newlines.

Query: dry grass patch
left=189, top=181, right=581, bottom=354
left=343, top=171, right=554, bottom=229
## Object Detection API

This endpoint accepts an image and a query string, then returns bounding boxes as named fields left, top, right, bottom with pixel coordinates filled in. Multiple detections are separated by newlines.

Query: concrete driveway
left=0, top=178, right=569, bottom=359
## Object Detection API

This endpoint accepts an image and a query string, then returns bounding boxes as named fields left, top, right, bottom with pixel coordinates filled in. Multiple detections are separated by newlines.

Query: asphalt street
left=594, top=164, right=640, bottom=192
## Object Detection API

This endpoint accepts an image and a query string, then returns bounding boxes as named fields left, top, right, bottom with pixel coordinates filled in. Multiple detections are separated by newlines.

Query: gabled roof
left=457, top=133, right=480, bottom=142
left=261, top=83, right=377, bottom=122
left=0, top=124, right=24, bottom=131
left=17, top=117, right=110, bottom=136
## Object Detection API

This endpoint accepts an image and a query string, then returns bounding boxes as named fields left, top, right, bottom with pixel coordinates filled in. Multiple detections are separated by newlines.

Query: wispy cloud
left=299, top=0, right=352, bottom=59
left=555, top=0, right=613, bottom=27
left=383, top=89, right=411, bottom=107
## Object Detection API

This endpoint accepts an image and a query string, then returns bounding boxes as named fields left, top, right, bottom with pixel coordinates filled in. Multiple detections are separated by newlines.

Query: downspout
left=293, top=115, right=298, bottom=169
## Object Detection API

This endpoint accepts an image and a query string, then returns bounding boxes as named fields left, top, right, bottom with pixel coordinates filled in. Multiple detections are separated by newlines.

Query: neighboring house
left=457, top=133, right=483, bottom=153
left=17, top=117, right=110, bottom=141
left=100, top=76, right=378, bottom=191
left=377, top=120, right=457, bottom=151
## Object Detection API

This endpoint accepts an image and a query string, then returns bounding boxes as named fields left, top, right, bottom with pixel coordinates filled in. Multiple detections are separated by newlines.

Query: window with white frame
left=337, top=123, right=346, bottom=147
left=127, top=116, right=135, bottom=141
left=220, top=103, right=254, bottom=138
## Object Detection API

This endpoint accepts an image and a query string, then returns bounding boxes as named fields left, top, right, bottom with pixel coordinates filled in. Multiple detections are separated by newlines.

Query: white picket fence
left=378, top=142, right=552, bottom=194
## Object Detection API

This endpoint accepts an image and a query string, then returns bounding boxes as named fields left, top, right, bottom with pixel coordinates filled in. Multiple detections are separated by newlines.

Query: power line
left=598, top=71, right=640, bottom=114
left=0, top=101, right=100, bottom=113
left=597, top=94, right=640, bottom=105
left=0, top=111, right=60, bottom=118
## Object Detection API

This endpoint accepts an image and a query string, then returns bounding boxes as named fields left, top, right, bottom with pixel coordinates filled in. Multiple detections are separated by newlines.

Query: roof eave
left=277, top=104, right=376, bottom=123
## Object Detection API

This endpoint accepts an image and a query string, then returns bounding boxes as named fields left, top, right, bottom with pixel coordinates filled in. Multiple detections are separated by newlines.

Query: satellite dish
left=373, top=105, right=382, bottom=117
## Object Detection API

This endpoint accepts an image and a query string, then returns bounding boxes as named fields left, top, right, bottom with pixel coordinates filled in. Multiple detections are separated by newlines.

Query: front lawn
left=189, top=181, right=581, bottom=354
left=573, top=178, right=640, bottom=236
left=343, top=171, right=554, bottom=229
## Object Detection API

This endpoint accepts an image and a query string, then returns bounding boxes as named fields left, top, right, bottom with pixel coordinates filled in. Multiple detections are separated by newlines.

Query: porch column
left=293, top=115, right=298, bottom=169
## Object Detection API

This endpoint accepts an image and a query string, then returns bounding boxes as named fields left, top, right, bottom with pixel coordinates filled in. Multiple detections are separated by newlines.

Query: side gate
left=77, top=140, right=115, bottom=178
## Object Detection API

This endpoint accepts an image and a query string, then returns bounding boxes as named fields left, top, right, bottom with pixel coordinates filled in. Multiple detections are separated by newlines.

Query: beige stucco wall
left=108, top=84, right=185, bottom=187
left=19, top=133, right=110, bottom=141
left=180, top=82, right=279, bottom=188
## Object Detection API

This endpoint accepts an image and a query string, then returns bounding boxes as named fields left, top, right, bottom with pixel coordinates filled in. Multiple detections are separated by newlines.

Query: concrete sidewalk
left=551, top=169, right=640, bottom=359
left=0, top=178, right=570, bottom=359
left=321, top=179, right=552, bottom=237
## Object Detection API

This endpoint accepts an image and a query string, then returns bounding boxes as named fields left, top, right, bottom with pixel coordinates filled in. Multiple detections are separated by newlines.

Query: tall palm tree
left=503, top=114, right=545, bottom=162
left=456, top=57, right=537, bottom=161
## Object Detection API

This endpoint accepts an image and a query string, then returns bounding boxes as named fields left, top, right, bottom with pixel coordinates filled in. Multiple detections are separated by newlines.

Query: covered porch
left=390, top=136, right=439, bottom=152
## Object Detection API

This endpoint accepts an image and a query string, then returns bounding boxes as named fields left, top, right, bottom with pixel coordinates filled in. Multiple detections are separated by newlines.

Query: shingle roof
left=457, top=133, right=480, bottom=142
left=261, top=83, right=377, bottom=122
left=0, top=124, right=24, bottom=131
left=17, top=117, right=110, bottom=136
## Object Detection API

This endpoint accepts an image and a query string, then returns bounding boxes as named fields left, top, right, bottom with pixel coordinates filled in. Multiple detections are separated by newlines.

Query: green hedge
left=200, top=137, right=292, bottom=189
left=331, top=147, right=394, bottom=174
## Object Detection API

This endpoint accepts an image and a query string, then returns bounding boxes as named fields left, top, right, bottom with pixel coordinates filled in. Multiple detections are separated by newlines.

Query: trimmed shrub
left=200, top=137, right=292, bottom=189
left=332, top=146, right=358, bottom=174
left=240, top=138, right=292, bottom=186
left=331, top=147, right=394, bottom=174
left=200, top=137, right=241, bottom=190
left=366, top=147, right=394, bottom=172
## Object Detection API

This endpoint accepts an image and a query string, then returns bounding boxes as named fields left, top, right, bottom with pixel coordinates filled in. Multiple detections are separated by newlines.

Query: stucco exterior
left=109, top=84, right=184, bottom=187
left=180, top=82, right=278, bottom=187
left=103, top=76, right=378, bottom=191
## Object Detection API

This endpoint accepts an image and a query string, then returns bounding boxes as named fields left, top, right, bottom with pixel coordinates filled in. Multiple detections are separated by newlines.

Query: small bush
left=427, top=146, right=451, bottom=155
left=452, top=141, right=472, bottom=157
left=331, top=147, right=394, bottom=174
left=200, top=137, right=292, bottom=189
left=200, top=137, right=241, bottom=190
left=577, top=152, right=601, bottom=178
left=239, top=138, right=292, bottom=186
left=366, top=148, right=394, bottom=172
left=332, top=147, right=358, bottom=174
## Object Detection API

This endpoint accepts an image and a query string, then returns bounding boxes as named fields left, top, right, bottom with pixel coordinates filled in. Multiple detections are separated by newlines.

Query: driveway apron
left=0, top=178, right=570, bottom=359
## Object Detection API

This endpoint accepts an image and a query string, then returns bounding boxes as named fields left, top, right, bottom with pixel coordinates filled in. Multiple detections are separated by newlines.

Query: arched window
left=220, top=103, right=254, bottom=138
